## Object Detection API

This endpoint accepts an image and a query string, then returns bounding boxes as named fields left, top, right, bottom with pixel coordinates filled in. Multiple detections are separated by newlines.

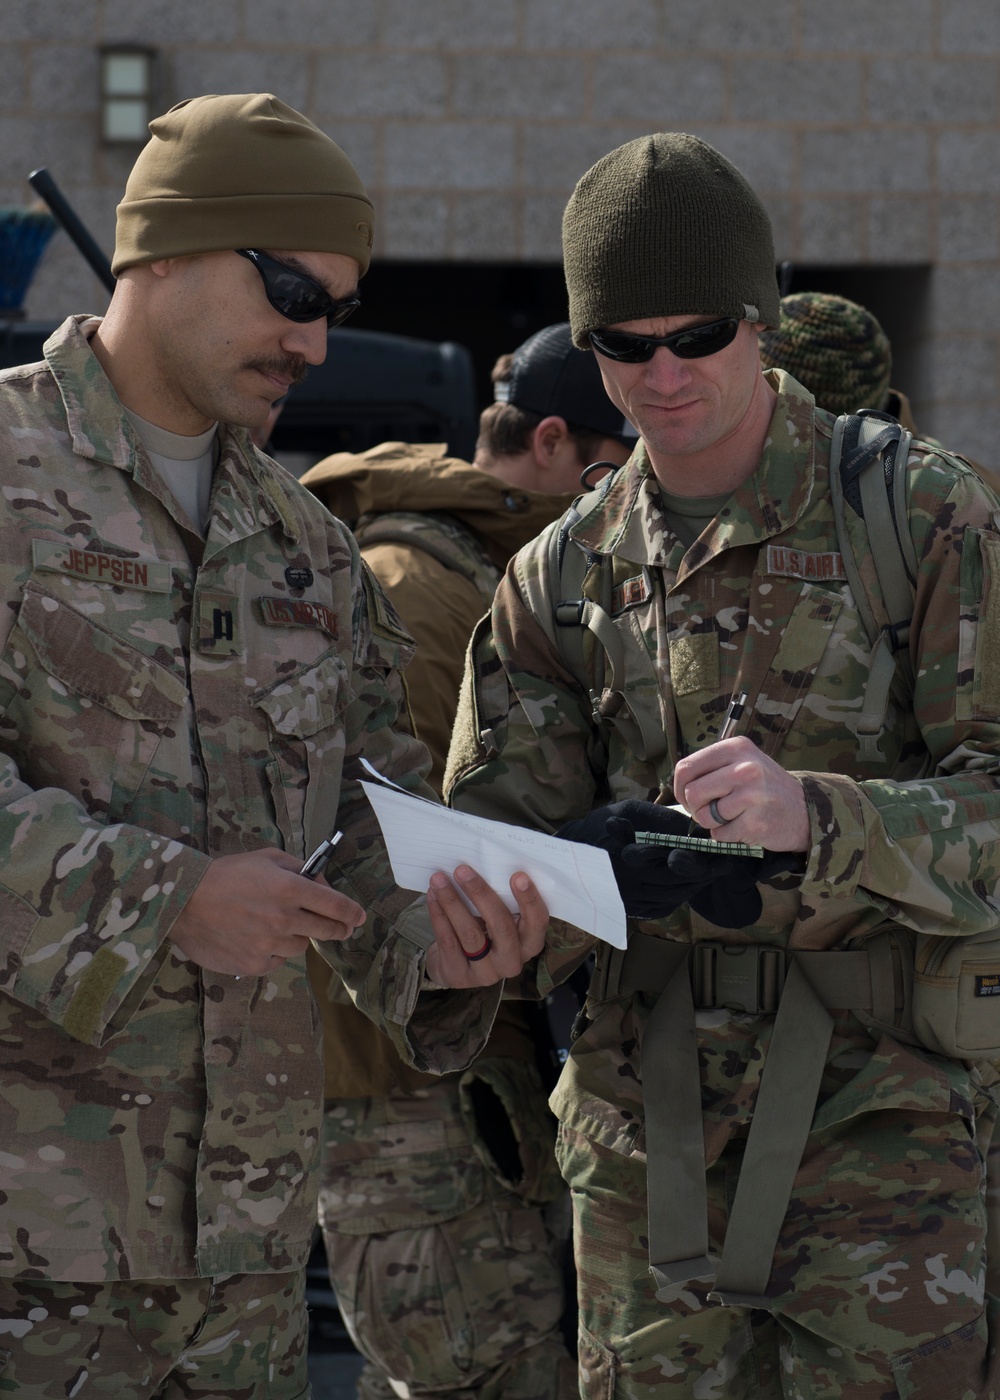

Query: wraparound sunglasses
left=589, top=316, right=741, bottom=363
left=236, top=248, right=360, bottom=329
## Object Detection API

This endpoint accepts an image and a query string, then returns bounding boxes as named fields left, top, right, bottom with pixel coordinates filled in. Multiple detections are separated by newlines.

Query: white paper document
left=359, top=763, right=627, bottom=948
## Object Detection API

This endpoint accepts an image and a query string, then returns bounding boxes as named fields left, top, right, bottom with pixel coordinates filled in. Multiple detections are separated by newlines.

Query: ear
left=530, top=415, right=571, bottom=468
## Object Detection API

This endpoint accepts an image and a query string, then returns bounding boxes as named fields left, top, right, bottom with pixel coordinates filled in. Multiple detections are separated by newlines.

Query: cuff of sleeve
left=795, top=771, right=866, bottom=898
left=348, top=898, right=503, bottom=1076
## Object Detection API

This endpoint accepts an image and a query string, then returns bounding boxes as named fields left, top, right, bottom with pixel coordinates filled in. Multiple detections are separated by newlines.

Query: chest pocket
left=742, top=575, right=845, bottom=763
left=0, top=580, right=187, bottom=821
left=253, top=649, right=354, bottom=857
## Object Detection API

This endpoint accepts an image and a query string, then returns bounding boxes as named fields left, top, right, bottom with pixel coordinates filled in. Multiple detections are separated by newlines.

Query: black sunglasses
left=236, top=249, right=360, bottom=329
left=589, top=317, right=741, bottom=363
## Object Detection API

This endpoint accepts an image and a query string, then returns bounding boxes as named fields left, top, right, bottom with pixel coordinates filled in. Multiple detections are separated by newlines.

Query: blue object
left=0, top=208, right=58, bottom=314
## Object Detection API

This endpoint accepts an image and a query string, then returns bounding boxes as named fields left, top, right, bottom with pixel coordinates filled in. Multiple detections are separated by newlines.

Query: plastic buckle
left=692, top=943, right=786, bottom=1015
left=555, top=600, right=587, bottom=626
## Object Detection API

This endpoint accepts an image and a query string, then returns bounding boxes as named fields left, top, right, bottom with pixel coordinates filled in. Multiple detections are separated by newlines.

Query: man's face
left=593, top=315, right=764, bottom=474
left=149, top=248, right=361, bottom=432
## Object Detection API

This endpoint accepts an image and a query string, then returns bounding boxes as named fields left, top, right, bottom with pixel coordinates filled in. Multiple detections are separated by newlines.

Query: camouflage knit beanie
left=561, top=132, right=780, bottom=348
left=758, top=292, right=892, bottom=416
left=113, top=93, right=374, bottom=276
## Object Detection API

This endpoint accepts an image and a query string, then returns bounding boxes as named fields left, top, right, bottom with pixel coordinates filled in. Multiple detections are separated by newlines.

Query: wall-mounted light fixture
left=100, top=47, right=155, bottom=143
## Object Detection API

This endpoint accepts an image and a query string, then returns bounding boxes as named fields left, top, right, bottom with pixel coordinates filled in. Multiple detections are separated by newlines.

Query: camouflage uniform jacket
left=0, top=318, right=493, bottom=1283
left=446, top=369, right=1000, bottom=1157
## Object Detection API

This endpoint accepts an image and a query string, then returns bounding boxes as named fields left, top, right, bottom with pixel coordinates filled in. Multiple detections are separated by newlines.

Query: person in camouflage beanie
left=443, top=130, right=1000, bottom=1398
left=757, top=291, right=893, bottom=417
left=0, top=92, right=545, bottom=1397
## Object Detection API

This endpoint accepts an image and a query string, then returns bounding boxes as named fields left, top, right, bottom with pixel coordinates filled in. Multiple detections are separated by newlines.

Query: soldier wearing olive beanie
left=112, top=92, right=374, bottom=275
left=561, top=131, right=780, bottom=348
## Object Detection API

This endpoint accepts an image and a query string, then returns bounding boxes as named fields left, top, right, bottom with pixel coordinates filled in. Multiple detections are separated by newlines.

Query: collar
left=41, top=315, right=301, bottom=544
left=569, top=369, right=823, bottom=580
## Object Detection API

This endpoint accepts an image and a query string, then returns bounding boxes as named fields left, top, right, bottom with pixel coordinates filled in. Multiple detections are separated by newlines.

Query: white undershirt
left=125, top=408, right=217, bottom=536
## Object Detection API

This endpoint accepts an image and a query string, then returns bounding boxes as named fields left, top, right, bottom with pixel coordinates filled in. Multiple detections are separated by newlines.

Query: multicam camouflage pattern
left=318, top=1074, right=575, bottom=1400
left=0, top=318, right=499, bottom=1288
left=447, top=369, right=1000, bottom=1391
left=0, top=1269, right=308, bottom=1397
left=303, top=443, right=578, bottom=1395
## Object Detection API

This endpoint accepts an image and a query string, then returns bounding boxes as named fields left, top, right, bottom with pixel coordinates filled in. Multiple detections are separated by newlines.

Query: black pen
left=300, top=831, right=343, bottom=877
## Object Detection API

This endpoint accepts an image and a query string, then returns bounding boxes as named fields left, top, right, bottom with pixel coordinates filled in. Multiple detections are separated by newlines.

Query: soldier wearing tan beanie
left=0, top=93, right=546, bottom=1397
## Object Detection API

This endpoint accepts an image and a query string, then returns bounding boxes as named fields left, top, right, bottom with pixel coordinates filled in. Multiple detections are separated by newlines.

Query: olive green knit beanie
left=758, top=292, right=892, bottom=416
left=562, top=132, right=780, bottom=348
left=113, top=93, right=374, bottom=276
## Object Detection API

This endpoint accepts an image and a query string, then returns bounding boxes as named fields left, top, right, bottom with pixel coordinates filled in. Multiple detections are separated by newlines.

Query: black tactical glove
left=556, top=799, right=803, bottom=928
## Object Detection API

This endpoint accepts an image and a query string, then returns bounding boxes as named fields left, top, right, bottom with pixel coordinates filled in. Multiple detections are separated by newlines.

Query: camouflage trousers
left=318, top=1060, right=577, bottom=1399
left=0, top=1269, right=308, bottom=1397
left=556, top=1016, right=999, bottom=1399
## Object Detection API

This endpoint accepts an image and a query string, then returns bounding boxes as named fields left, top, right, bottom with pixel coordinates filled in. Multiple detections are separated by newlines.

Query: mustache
left=245, top=354, right=309, bottom=386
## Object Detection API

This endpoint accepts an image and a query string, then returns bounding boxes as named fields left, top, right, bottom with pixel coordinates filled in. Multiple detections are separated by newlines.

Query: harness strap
left=597, top=933, right=906, bottom=1308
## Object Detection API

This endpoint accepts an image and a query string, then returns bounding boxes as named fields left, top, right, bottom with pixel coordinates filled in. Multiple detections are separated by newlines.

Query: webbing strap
left=642, top=949, right=718, bottom=1298
left=707, top=963, right=834, bottom=1308
left=597, top=933, right=907, bottom=1307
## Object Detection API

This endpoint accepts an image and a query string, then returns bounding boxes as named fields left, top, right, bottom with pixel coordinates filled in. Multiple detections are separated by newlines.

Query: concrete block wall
left=1, top=0, right=998, bottom=458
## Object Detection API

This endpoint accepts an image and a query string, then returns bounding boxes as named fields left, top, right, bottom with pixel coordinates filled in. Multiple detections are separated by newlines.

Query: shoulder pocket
left=0, top=581, right=187, bottom=819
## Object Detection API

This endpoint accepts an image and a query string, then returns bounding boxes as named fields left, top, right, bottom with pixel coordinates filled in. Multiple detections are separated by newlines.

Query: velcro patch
left=195, top=591, right=240, bottom=656
left=611, top=574, right=651, bottom=613
left=766, top=546, right=846, bottom=583
left=258, top=597, right=338, bottom=638
left=32, top=539, right=172, bottom=592
left=975, top=973, right=1000, bottom=998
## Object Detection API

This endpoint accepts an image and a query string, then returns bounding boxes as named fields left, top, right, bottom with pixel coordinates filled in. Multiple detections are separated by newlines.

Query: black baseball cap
left=495, top=322, right=638, bottom=445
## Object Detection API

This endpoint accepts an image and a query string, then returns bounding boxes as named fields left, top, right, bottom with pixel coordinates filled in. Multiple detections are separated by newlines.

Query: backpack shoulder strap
left=828, top=410, right=916, bottom=762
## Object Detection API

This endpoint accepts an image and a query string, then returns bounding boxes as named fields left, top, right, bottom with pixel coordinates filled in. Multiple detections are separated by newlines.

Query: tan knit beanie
left=562, top=132, right=780, bottom=348
left=112, top=93, right=374, bottom=276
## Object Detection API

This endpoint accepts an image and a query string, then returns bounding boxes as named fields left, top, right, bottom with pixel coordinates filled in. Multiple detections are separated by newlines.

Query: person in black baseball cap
left=296, top=324, right=629, bottom=1400
left=478, top=320, right=637, bottom=493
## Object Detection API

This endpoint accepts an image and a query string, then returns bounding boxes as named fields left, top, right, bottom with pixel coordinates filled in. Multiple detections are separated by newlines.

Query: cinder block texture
left=522, top=126, right=654, bottom=193
left=866, top=60, right=997, bottom=124
left=452, top=55, right=586, bottom=120
left=530, top=0, right=662, bottom=50
left=521, top=195, right=567, bottom=261
left=729, top=59, right=862, bottom=123
left=930, top=266, right=1000, bottom=334
left=26, top=45, right=100, bottom=115
left=241, top=0, right=377, bottom=47
left=938, top=131, right=1000, bottom=196
left=592, top=56, right=727, bottom=122
left=174, top=50, right=309, bottom=112
left=801, top=0, right=934, bottom=53
left=924, top=404, right=1000, bottom=468
left=664, top=0, right=797, bottom=50
left=868, top=197, right=932, bottom=264
left=450, top=194, right=518, bottom=259
left=377, top=194, right=449, bottom=259
left=382, top=0, right=519, bottom=49
left=694, top=128, right=796, bottom=193
left=799, top=197, right=866, bottom=262
left=317, top=54, right=447, bottom=119
left=939, top=0, right=1000, bottom=53
left=937, top=198, right=1000, bottom=263
left=100, top=0, right=240, bottom=45
left=801, top=130, right=930, bottom=193
left=384, top=123, right=515, bottom=189
left=3, top=0, right=99, bottom=41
